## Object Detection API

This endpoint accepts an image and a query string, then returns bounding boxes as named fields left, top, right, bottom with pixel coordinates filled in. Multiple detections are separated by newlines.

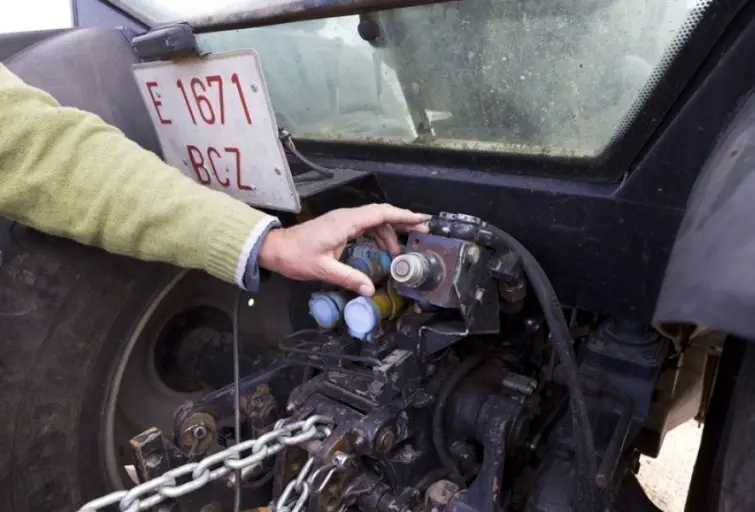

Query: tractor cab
left=4, top=1, right=755, bottom=512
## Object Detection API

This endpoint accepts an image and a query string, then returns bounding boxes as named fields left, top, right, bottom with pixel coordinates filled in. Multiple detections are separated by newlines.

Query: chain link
left=272, top=451, right=357, bottom=512
left=78, top=415, right=334, bottom=512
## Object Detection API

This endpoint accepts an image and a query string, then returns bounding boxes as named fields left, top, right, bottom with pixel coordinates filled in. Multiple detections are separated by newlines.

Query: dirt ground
left=637, top=420, right=703, bottom=512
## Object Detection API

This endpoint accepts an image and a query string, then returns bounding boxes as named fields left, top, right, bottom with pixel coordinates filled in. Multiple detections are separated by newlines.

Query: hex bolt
left=376, top=427, right=396, bottom=453
left=332, top=451, right=355, bottom=470
left=352, top=431, right=367, bottom=449
left=192, top=424, right=208, bottom=440
left=178, top=413, right=217, bottom=454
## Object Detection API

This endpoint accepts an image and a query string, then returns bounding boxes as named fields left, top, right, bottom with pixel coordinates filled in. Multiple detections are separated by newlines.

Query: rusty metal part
left=245, top=384, right=280, bottom=435
left=396, top=232, right=499, bottom=335
left=399, top=233, right=471, bottom=308
left=375, top=427, right=396, bottom=453
left=425, top=480, right=461, bottom=511
left=177, top=412, right=217, bottom=455
left=104, top=0, right=454, bottom=32
left=273, top=403, right=358, bottom=512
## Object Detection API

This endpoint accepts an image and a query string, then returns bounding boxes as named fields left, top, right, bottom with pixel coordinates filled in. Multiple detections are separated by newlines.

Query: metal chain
left=78, top=415, right=333, bottom=512
left=272, top=451, right=357, bottom=512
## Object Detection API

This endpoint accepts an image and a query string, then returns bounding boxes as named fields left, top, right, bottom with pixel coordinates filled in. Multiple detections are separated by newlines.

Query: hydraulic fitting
left=346, top=244, right=393, bottom=284
left=391, top=251, right=443, bottom=289
left=344, top=284, right=404, bottom=341
left=308, top=291, right=349, bottom=329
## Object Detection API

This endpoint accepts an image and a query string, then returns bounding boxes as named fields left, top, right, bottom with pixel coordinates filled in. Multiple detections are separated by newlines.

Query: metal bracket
left=131, top=23, right=200, bottom=61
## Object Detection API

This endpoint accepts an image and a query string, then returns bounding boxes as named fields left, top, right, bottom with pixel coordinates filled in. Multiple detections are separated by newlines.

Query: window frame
left=102, top=0, right=747, bottom=182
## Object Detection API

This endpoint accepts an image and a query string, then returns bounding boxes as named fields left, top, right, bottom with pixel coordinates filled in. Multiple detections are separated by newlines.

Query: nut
left=178, top=412, right=217, bottom=454
left=352, top=431, right=367, bottom=449
left=376, top=427, right=396, bottom=453
left=192, top=424, right=209, bottom=440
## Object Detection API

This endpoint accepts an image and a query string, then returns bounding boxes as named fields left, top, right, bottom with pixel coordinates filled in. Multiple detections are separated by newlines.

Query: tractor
left=1, top=0, right=753, bottom=511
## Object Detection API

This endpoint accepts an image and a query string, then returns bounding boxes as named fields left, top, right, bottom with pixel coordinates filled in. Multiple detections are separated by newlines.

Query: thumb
left=319, top=258, right=375, bottom=296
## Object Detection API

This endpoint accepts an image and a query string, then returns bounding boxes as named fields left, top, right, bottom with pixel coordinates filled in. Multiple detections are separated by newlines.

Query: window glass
left=133, top=0, right=710, bottom=157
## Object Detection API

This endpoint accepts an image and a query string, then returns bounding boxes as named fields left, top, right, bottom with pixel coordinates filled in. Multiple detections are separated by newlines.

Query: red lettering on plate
left=206, top=75, right=225, bottom=124
left=145, top=81, right=172, bottom=124
left=190, top=77, right=216, bottom=124
left=231, top=73, right=253, bottom=125
left=176, top=79, right=197, bottom=125
left=186, top=145, right=211, bottom=184
left=226, top=146, right=253, bottom=190
left=207, top=146, right=230, bottom=187
left=185, top=145, right=254, bottom=191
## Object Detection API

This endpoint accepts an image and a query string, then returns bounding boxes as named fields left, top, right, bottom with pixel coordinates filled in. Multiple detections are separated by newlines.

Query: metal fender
left=654, top=90, right=755, bottom=340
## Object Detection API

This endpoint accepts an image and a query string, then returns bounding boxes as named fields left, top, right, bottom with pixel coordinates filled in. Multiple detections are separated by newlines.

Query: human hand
left=259, top=204, right=429, bottom=296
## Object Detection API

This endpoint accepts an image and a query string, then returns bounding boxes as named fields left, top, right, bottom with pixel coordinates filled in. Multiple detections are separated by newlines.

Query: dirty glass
left=130, top=0, right=710, bottom=157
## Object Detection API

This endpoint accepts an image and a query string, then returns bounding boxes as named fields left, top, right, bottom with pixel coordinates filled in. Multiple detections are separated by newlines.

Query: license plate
left=132, top=50, right=300, bottom=213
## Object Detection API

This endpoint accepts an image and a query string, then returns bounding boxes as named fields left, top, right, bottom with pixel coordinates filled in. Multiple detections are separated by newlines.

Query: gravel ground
left=637, top=420, right=703, bottom=512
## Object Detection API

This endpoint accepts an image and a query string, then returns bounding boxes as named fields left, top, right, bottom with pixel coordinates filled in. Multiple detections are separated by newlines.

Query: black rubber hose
left=432, top=352, right=486, bottom=486
left=232, top=289, right=244, bottom=512
left=428, top=216, right=597, bottom=509
left=279, top=129, right=335, bottom=179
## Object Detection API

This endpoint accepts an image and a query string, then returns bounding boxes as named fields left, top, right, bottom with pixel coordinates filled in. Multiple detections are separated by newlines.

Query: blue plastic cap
left=375, top=250, right=392, bottom=276
left=344, top=296, right=380, bottom=341
left=309, top=293, right=346, bottom=329
left=346, top=256, right=372, bottom=278
left=347, top=245, right=393, bottom=283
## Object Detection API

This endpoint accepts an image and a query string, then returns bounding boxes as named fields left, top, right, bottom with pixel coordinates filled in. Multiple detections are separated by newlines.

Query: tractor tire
left=0, top=227, right=295, bottom=511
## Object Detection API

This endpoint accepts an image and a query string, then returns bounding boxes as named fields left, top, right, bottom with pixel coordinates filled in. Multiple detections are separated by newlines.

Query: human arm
left=0, top=64, right=429, bottom=294
left=0, top=62, right=276, bottom=287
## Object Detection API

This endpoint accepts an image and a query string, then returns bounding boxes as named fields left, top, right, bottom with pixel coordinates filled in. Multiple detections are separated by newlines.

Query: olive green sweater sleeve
left=0, top=64, right=277, bottom=286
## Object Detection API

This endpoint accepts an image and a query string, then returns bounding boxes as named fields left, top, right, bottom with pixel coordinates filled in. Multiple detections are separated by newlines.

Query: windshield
left=123, top=0, right=710, bottom=157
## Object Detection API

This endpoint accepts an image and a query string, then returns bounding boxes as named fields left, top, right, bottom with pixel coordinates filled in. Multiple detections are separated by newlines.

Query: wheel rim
left=100, top=269, right=301, bottom=492
left=102, top=270, right=233, bottom=490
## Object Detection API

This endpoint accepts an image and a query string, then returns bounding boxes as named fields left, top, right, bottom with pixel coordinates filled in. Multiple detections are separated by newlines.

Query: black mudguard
left=654, top=90, right=755, bottom=339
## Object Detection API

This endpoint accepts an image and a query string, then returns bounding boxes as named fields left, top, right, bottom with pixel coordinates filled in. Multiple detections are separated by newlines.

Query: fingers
left=345, top=204, right=429, bottom=238
left=371, top=224, right=402, bottom=255
left=319, top=258, right=376, bottom=296
left=396, top=221, right=430, bottom=234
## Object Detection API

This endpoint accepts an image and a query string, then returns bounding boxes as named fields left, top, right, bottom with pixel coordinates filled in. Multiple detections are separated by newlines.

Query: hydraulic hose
left=432, top=352, right=487, bottom=486
left=428, top=215, right=597, bottom=509
left=279, top=128, right=335, bottom=180
left=232, top=289, right=244, bottom=512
